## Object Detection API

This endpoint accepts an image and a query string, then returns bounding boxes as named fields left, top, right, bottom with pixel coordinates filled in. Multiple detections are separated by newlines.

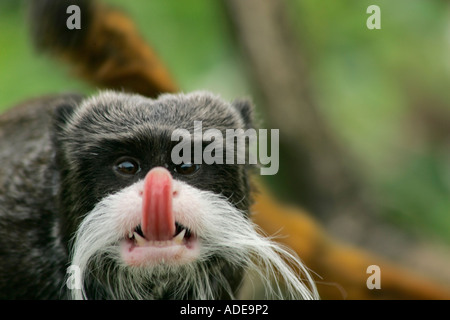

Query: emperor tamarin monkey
left=0, top=91, right=317, bottom=299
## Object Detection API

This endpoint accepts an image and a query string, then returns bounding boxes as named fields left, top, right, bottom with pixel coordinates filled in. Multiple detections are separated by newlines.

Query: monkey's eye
left=174, top=163, right=200, bottom=175
left=114, top=158, right=141, bottom=176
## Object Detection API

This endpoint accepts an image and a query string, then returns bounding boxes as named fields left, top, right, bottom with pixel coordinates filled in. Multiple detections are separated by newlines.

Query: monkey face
left=53, top=91, right=252, bottom=298
left=52, top=91, right=314, bottom=300
left=53, top=91, right=252, bottom=247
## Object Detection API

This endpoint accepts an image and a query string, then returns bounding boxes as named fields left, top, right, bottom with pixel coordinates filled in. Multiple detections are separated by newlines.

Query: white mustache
left=68, top=179, right=319, bottom=300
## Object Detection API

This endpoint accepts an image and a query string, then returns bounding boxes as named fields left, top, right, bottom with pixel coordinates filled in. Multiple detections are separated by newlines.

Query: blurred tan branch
left=222, top=0, right=379, bottom=241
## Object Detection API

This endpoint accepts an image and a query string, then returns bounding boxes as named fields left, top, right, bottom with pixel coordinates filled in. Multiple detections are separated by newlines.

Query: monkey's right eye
left=114, top=158, right=141, bottom=176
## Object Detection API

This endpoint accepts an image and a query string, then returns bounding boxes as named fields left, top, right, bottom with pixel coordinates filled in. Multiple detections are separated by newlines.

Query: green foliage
left=290, top=0, right=450, bottom=243
left=0, top=2, right=91, bottom=110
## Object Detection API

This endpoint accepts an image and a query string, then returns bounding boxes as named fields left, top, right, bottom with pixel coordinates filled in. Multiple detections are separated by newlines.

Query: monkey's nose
left=141, top=167, right=176, bottom=241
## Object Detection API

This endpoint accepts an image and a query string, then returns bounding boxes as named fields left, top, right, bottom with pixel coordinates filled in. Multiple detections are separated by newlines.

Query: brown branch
left=222, top=0, right=380, bottom=243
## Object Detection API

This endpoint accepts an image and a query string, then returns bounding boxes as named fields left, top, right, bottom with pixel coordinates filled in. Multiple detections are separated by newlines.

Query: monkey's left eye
left=114, top=158, right=141, bottom=176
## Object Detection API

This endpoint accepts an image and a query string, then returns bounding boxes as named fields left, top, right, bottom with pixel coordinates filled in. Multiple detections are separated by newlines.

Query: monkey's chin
left=120, top=236, right=200, bottom=267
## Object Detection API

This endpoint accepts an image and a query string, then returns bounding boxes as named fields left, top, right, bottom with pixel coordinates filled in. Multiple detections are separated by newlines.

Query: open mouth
left=128, top=222, right=194, bottom=247
left=120, top=222, right=200, bottom=266
left=120, top=167, right=200, bottom=266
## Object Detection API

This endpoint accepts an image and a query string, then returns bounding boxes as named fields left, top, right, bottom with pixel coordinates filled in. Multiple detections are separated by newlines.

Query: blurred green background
left=0, top=0, right=449, bottom=249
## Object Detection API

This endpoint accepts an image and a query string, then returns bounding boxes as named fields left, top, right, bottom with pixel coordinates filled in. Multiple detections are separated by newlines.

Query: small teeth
left=128, top=228, right=187, bottom=246
left=133, top=231, right=147, bottom=246
left=173, top=229, right=186, bottom=244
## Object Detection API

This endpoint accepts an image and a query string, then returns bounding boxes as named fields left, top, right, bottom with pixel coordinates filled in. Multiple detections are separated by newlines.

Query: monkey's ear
left=51, top=94, right=83, bottom=134
left=232, top=99, right=254, bottom=129
left=53, top=104, right=75, bottom=128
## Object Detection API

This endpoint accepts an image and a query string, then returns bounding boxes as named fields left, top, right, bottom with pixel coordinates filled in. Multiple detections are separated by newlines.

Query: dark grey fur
left=0, top=91, right=253, bottom=299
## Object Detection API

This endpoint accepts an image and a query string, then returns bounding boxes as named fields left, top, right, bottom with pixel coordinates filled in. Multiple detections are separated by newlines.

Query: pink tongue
left=142, top=167, right=175, bottom=241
